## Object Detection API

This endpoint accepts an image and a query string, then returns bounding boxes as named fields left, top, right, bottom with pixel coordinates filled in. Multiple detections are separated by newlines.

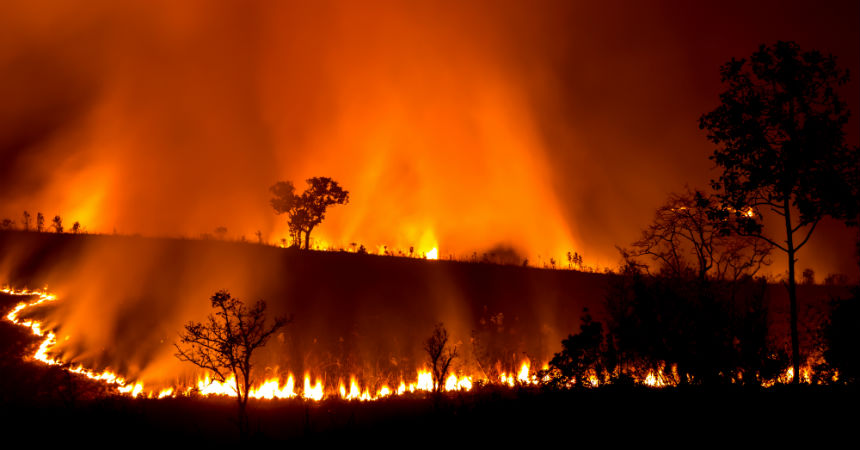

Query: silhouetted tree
left=566, top=251, right=584, bottom=270
left=605, top=259, right=775, bottom=385
left=699, top=41, right=858, bottom=382
left=51, top=215, right=62, bottom=233
left=543, top=308, right=614, bottom=387
left=175, top=290, right=290, bottom=438
left=824, top=273, right=849, bottom=286
left=801, top=268, right=815, bottom=285
left=471, top=310, right=519, bottom=380
left=214, top=226, right=227, bottom=240
left=36, top=213, right=44, bottom=232
left=270, top=177, right=349, bottom=250
left=0, top=219, right=13, bottom=230
left=71, top=222, right=81, bottom=234
left=22, top=211, right=30, bottom=231
left=625, top=188, right=771, bottom=283
left=424, top=322, right=458, bottom=394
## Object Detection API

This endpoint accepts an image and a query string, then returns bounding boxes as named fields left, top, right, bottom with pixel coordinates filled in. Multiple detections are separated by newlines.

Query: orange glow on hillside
left=1, top=284, right=839, bottom=402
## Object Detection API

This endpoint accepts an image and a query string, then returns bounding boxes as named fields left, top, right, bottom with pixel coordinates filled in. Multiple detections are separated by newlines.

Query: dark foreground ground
left=1, top=293, right=857, bottom=446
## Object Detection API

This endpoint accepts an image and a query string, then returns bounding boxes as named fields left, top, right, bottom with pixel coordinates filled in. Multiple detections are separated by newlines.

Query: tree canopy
left=625, top=188, right=772, bottom=282
left=270, top=177, right=349, bottom=250
left=175, top=290, right=289, bottom=437
left=699, top=40, right=858, bottom=382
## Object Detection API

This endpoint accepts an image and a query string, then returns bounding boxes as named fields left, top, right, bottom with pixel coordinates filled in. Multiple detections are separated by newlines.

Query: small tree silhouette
left=175, top=290, right=290, bottom=438
left=543, top=308, right=613, bottom=388
left=51, top=215, right=63, bottom=233
left=823, top=289, right=860, bottom=383
left=214, top=226, right=228, bottom=240
left=22, top=211, right=30, bottom=231
left=36, top=213, right=45, bottom=232
left=424, top=322, right=458, bottom=394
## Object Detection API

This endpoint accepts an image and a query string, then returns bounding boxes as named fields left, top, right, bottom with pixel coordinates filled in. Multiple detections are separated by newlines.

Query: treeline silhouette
left=1, top=211, right=83, bottom=234
left=543, top=265, right=859, bottom=387
left=544, top=41, right=859, bottom=387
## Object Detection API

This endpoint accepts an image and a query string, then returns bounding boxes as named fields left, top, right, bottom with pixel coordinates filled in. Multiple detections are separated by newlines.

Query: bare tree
left=625, top=188, right=771, bottom=282
left=423, top=322, right=458, bottom=394
left=22, top=211, right=31, bottom=231
left=175, top=290, right=290, bottom=438
left=36, top=212, right=44, bottom=232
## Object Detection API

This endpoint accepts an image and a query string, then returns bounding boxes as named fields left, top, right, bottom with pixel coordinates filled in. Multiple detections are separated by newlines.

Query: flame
left=302, top=374, right=324, bottom=401
left=157, top=388, right=174, bottom=399
left=426, top=247, right=439, bottom=260
left=2, top=285, right=837, bottom=402
left=517, top=361, right=531, bottom=383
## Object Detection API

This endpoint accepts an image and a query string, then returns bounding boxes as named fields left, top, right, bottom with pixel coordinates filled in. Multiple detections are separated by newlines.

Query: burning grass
left=1, top=285, right=842, bottom=406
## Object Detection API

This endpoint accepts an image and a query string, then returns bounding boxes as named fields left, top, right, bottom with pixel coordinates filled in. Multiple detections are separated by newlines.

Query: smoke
left=1, top=1, right=857, bottom=390
left=1, top=0, right=858, bottom=271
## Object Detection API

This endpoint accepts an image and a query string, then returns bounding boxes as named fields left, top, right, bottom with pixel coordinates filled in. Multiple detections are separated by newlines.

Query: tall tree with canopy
left=699, top=41, right=858, bottom=383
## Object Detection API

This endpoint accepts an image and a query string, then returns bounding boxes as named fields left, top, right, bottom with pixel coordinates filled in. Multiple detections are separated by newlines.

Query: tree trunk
left=236, top=395, right=248, bottom=439
left=784, top=197, right=801, bottom=384
left=235, top=375, right=249, bottom=439
left=304, top=225, right=314, bottom=250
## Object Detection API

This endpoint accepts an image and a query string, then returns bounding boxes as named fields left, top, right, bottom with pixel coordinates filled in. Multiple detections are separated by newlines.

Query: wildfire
left=2, top=285, right=832, bottom=402
left=2, top=287, right=147, bottom=397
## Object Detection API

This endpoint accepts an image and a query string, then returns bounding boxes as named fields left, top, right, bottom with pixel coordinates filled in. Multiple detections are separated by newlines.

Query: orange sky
left=1, top=0, right=857, bottom=277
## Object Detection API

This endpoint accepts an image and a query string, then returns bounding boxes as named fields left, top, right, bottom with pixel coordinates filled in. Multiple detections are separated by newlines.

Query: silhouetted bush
left=542, top=308, right=616, bottom=387
left=604, top=263, right=778, bottom=385
left=822, top=288, right=860, bottom=383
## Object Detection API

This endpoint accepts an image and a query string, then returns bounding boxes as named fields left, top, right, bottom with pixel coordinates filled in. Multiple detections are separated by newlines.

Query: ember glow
left=2, top=285, right=537, bottom=400
left=3, top=285, right=834, bottom=399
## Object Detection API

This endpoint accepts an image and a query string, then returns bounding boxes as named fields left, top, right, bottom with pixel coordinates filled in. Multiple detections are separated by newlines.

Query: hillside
left=0, top=231, right=849, bottom=386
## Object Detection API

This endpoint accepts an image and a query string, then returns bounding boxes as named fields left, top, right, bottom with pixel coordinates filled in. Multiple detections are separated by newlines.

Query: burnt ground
left=1, top=293, right=857, bottom=446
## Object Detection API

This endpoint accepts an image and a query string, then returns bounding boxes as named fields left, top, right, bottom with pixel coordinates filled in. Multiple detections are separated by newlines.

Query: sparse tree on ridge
left=22, top=211, right=31, bottom=231
left=51, top=215, right=63, bottom=233
left=270, top=177, right=349, bottom=250
left=699, top=41, right=859, bottom=382
left=36, top=212, right=44, bottom=232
